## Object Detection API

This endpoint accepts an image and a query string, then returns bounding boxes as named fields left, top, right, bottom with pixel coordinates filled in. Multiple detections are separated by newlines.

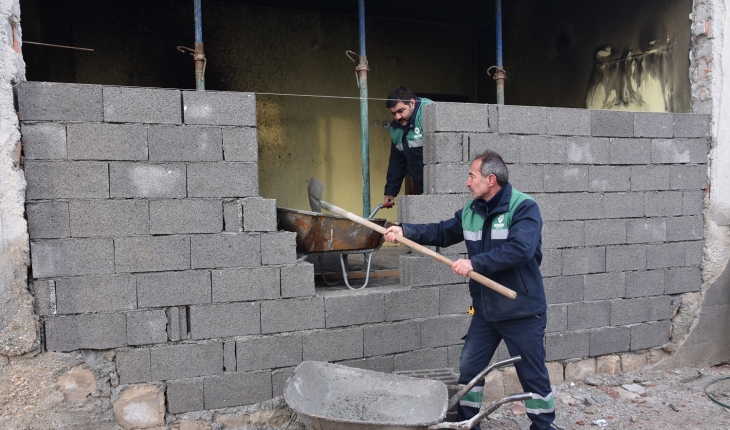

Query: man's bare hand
left=452, top=258, right=473, bottom=277
left=383, top=225, right=403, bottom=243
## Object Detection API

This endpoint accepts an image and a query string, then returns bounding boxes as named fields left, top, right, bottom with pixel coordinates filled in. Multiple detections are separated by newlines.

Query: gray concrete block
left=438, top=241, right=468, bottom=256
left=45, top=313, right=127, bottom=352
left=543, top=165, right=588, bottom=192
left=647, top=242, right=685, bottom=269
left=167, top=378, right=204, bottom=413
left=542, top=221, right=584, bottom=249
left=590, top=326, right=630, bottom=356
left=116, top=348, right=151, bottom=384
left=592, top=110, right=633, bottom=137
left=468, top=133, right=520, bottom=163
left=673, top=113, right=710, bottom=138
left=398, top=194, right=469, bottom=224
left=608, top=139, right=651, bottom=164
left=546, top=331, right=590, bottom=361
left=223, top=200, right=242, bottom=232
left=546, top=107, right=592, bottom=136
left=544, top=275, right=584, bottom=304
left=261, top=297, right=325, bottom=334
left=115, top=235, right=190, bottom=273
left=584, top=219, right=626, bottom=246
left=31, top=238, right=114, bottom=278
left=541, top=249, right=562, bottom=277
left=212, top=266, right=279, bottom=302
left=137, top=270, right=211, bottom=307
left=18, top=82, right=103, bottom=121
left=498, top=105, right=547, bottom=135
left=67, top=123, right=148, bottom=161
left=683, top=191, right=704, bottom=216
left=666, top=216, right=703, bottom=242
left=424, top=163, right=468, bottom=194
left=670, top=165, right=708, bottom=190
left=261, top=232, right=296, bottom=265
left=611, top=298, right=652, bottom=325
left=648, top=295, right=673, bottom=321
left=303, top=328, right=363, bottom=362
left=685, top=241, right=702, bottom=266
left=272, top=367, right=296, bottom=397
left=204, top=370, right=271, bottom=409
left=584, top=272, right=625, bottom=301
left=602, top=192, right=644, bottom=219
left=644, top=191, right=683, bottom=217
left=560, top=193, right=604, bottom=220
left=191, top=233, right=261, bottom=269
left=665, top=267, right=701, bottom=294
left=423, top=133, right=464, bottom=164
left=447, top=345, right=463, bottom=370
left=242, top=197, right=277, bottom=232
left=56, top=274, right=136, bottom=314
left=281, top=263, right=315, bottom=298
left=508, top=164, right=544, bottom=193
left=364, top=321, right=420, bottom=356
left=338, top=356, right=394, bottom=374
left=70, top=199, right=149, bottom=237
left=422, top=102, right=492, bottom=133
left=625, top=270, right=664, bottom=298
left=568, top=301, right=610, bottom=330
left=631, top=165, right=670, bottom=191
left=26, top=202, right=70, bottom=239
left=562, top=247, right=605, bottom=276
left=183, top=90, right=256, bottom=126
left=630, top=320, right=670, bottom=350
left=166, top=306, right=188, bottom=341
left=150, top=199, right=222, bottom=234
left=546, top=304, right=568, bottom=333
left=385, top=287, right=439, bottom=321
left=187, top=162, right=259, bottom=197
left=103, top=86, right=181, bottom=124
left=567, top=137, right=610, bottom=164
left=606, top=244, right=646, bottom=272
left=589, top=166, right=630, bottom=192
left=394, top=348, right=448, bottom=371
left=222, top=127, right=258, bottom=162
left=190, top=302, right=260, bottom=340
left=29, top=280, right=54, bottom=317
left=652, top=138, right=709, bottom=164
left=109, top=162, right=186, bottom=198
left=24, top=161, right=109, bottom=200
left=126, top=309, right=168, bottom=346
left=21, top=122, right=67, bottom=159
left=634, top=112, right=673, bottom=138
left=236, top=333, right=302, bottom=371
left=323, top=289, right=385, bottom=327
left=150, top=342, right=223, bottom=380
left=148, top=125, right=222, bottom=162
left=519, top=135, right=567, bottom=164
left=627, top=218, right=666, bottom=244
left=400, top=256, right=464, bottom=286
left=531, top=193, right=560, bottom=221
left=438, top=283, right=471, bottom=315
left=421, top=315, right=471, bottom=348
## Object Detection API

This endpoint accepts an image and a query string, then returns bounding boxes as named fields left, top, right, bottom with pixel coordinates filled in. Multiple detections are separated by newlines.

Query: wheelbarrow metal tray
left=277, top=207, right=386, bottom=253
left=285, top=361, right=448, bottom=430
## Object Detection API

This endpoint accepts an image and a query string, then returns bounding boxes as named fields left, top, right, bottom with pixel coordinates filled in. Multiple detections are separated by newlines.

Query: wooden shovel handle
left=320, top=201, right=517, bottom=300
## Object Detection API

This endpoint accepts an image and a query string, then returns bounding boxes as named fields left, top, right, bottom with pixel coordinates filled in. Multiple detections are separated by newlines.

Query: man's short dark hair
left=474, top=150, right=509, bottom=186
left=386, top=86, right=416, bottom=108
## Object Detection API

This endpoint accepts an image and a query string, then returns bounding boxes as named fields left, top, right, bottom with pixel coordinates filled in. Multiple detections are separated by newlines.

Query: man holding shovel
left=384, top=150, right=554, bottom=430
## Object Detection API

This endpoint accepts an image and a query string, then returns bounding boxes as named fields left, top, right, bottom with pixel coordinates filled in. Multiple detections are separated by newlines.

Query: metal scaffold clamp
left=346, top=50, right=370, bottom=86
left=487, top=65, right=507, bottom=81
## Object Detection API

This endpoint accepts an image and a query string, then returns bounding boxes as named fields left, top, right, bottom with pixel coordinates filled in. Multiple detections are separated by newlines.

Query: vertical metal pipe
left=495, top=0, right=505, bottom=105
left=194, top=0, right=206, bottom=91
left=357, top=0, right=371, bottom=217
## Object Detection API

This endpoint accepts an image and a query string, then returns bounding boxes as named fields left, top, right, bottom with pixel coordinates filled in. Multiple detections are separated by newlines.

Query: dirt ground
left=480, top=364, right=730, bottom=430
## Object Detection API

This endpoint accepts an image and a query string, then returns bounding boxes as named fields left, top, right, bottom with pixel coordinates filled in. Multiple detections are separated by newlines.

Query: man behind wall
left=384, top=150, right=555, bottom=430
left=383, top=86, right=433, bottom=207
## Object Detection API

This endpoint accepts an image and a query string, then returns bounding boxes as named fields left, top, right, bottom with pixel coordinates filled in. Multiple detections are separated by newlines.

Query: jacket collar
left=470, top=183, right=512, bottom=218
left=391, top=96, right=422, bottom=131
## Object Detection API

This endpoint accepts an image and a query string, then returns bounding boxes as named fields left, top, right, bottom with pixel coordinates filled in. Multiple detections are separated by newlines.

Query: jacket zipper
left=518, top=267, right=531, bottom=296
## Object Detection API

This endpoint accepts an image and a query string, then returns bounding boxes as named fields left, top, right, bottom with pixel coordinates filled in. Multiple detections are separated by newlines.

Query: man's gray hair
left=474, top=150, right=509, bottom=186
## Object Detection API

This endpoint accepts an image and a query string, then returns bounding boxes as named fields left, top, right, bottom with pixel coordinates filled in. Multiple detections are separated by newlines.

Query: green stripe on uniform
left=525, top=392, right=555, bottom=414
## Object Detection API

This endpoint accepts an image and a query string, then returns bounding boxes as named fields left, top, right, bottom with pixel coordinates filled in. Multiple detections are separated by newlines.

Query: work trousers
left=458, top=311, right=555, bottom=430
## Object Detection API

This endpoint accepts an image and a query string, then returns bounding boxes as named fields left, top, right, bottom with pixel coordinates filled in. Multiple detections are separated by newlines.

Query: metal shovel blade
left=308, top=177, right=325, bottom=213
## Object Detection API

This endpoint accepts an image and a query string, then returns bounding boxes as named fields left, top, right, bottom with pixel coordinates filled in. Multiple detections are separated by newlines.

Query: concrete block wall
left=406, top=103, right=708, bottom=362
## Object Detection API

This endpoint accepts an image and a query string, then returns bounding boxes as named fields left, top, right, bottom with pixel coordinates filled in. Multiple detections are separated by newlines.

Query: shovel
left=308, top=177, right=517, bottom=299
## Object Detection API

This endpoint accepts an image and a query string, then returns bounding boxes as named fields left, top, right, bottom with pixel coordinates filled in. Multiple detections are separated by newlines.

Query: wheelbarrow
left=284, top=357, right=533, bottom=430
left=276, top=204, right=390, bottom=290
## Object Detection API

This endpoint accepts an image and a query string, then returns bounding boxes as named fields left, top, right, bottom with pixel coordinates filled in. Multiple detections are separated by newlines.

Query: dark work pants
left=458, top=312, right=555, bottom=430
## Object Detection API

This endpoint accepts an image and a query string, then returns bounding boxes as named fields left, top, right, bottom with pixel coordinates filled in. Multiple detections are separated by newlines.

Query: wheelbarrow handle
left=447, top=356, right=522, bottom=410
left=430, top=392, right=534, bottom=429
